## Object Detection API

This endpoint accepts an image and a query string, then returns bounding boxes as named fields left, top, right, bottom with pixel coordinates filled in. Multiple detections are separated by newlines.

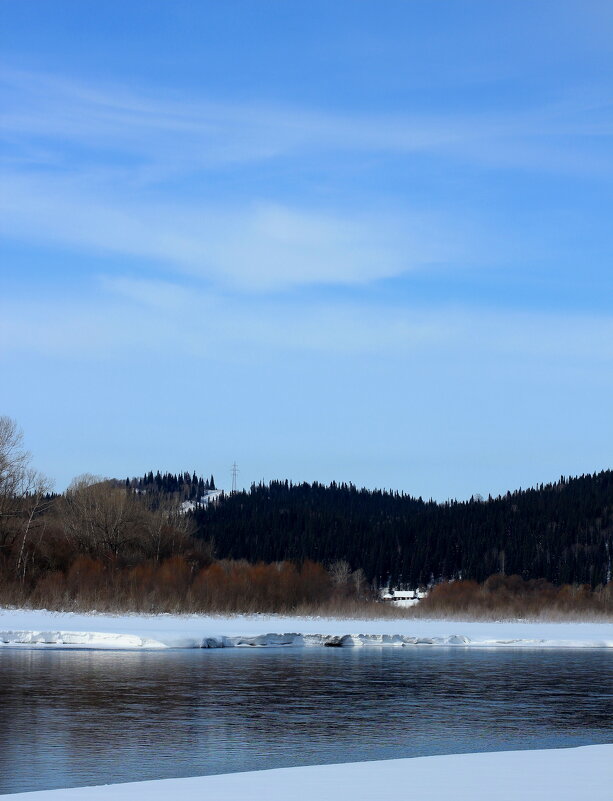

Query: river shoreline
left=7, top=745, right=613, bottom=800
left=2, top=608, right=612, bottom=649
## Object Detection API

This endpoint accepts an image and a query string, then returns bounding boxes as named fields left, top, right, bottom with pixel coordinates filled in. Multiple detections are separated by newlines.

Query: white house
left=380, top=588, right=427, bottom=607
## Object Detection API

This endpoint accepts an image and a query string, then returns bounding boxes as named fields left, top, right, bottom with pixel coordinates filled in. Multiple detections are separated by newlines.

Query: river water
left=1, top=647, right=612, bottom=794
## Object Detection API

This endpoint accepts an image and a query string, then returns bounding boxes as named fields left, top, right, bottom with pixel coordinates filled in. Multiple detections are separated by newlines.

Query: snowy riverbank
left=1, top=608, right=612, bottom=649
left=8, top=745, right=613, bottom=800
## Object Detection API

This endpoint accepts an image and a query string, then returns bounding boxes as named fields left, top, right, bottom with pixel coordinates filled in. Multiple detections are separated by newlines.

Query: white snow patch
left=6, top=745, right=613, bottom=800
left=1, top=608, right=611, bottom=649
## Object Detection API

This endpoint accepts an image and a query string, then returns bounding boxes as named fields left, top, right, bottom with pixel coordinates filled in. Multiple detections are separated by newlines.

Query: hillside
left=192, top=471, right=613, bottom=587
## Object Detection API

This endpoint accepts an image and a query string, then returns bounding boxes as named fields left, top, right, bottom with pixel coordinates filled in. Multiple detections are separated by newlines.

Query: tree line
left=193, top=475, right=613, bottom=588
left=123, top=471, right=216, bottom=504
left=1, top=415, right=612, bottom=615
left=0, top=417, right=370, bottom=612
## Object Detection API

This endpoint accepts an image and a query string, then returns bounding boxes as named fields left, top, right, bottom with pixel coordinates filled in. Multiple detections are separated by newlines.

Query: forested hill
left=122, top=471, right=217, bottom=501
left=193, top=471, right=613, bottom=588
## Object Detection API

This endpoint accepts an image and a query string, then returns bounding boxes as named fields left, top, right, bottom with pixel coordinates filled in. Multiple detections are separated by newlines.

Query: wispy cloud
left=1, top=67, right=610, bottom=292
left=2, top=67, right=611, bottom=179
left=2, top=276, right=612, bottom=367
left=0, top=170, right=461, bottom=290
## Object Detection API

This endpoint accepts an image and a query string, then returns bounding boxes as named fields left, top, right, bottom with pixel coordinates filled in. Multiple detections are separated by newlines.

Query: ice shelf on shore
left=1, top=608, right=612, bottom=649
left=7, top=745, right=613, bottom=800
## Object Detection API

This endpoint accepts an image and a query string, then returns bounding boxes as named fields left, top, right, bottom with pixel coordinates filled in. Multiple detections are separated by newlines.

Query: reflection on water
left=0, top=647, right=612, bottom=793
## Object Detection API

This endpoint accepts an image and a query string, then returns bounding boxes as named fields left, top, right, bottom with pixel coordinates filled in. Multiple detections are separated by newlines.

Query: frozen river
left=1, top=647, right=612, bottom=794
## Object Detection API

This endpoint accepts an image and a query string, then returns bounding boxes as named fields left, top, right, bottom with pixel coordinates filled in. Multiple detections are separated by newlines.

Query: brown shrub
left=417, top=574, right=613, bottom=620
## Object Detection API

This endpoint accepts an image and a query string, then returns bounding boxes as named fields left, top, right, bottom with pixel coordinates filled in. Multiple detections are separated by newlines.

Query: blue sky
left=1, top=1, right=612, bottom=499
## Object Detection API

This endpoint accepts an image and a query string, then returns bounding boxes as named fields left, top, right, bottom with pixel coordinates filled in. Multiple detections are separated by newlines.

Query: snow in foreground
left=9, top=745, right=613, bottom=801
left=1, top=608, right=612, bottom=649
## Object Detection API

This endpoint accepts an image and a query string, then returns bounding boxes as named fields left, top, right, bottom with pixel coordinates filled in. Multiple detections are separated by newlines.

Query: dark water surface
left=1, top=647, right=612, bottom=794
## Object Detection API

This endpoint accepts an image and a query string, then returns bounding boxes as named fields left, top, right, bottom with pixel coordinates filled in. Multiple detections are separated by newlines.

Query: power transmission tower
left=231, top=462, right=239, bottom=493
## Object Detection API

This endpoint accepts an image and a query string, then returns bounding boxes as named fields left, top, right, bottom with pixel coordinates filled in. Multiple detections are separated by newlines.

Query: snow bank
left=7, top=745, right=613, bottom=800
left=1, top=608, right=612, bottom=649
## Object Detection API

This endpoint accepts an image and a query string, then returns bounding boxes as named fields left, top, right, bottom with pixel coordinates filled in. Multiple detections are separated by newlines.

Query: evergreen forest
left=192, top=472, right=613, bottom=588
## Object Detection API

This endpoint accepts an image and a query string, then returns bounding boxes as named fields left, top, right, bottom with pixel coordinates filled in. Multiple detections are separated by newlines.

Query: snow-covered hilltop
left=1, top=609, right=612, bottom=649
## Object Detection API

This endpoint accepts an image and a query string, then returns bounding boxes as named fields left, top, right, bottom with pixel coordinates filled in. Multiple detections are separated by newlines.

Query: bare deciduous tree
left=62, top=474, right=144, bottom=559
left=329, top=559, right=351, bottom=586
left=141, top=495, right=196, bottom=563
left=0, top=417, right=53, bottom=572
left=0, top=416, right=29, bottom=535
left=15, top=468, right=54, bottom=581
